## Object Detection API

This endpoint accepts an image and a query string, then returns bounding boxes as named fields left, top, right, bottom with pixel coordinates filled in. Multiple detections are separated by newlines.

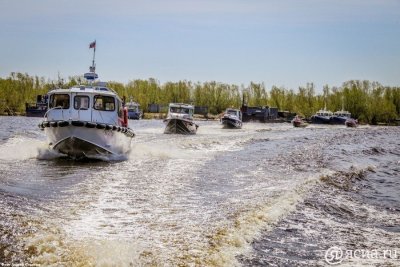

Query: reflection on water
left=0, top=116, right=399, bottom=266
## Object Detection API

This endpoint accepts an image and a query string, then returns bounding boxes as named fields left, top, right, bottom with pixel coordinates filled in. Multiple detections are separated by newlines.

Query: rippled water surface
left=0, top=116, right=399, bottom=266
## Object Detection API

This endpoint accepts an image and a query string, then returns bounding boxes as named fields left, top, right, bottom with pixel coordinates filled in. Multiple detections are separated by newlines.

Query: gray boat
left=221, top=108, right=243, bottom=129
left=163, top=103, right=199, bottom=134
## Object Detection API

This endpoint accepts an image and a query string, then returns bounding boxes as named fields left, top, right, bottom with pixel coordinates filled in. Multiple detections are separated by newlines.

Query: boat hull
left=311, top=115, right=349, bottom=125
left=310, top=116, right=331, bottom=124
left=292, top=121, right=308, bottom=128
left=43, top=122, right=133, bottom=159
left=221, top=117, right=242, bottom=129
left=164, top=118, right=198, bottom=134
left=330, top=116, right=348, bottom=125
left=128, top=111, right=141, bottom=120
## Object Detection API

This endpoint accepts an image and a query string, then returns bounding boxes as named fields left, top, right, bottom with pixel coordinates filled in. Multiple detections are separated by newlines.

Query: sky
left=0, top=0, right=399, bottom=90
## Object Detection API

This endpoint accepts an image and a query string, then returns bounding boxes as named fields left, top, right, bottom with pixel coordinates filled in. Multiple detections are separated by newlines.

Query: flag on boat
left=89, top=41, right=96, bottom=49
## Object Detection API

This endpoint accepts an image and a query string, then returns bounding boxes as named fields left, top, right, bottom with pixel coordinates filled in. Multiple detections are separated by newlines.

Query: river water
left=0, top=116, right=399, bottom=266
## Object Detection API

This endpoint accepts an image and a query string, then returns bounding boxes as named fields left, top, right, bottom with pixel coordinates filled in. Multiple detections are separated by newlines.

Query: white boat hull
left=44, top=124, right=133, bottom=158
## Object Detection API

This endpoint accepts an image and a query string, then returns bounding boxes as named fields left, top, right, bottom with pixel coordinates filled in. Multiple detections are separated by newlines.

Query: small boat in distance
left=345, top=118, right=358, bottom=127
left=310, top=108, right=333, bottom=124
left=331, top=110, right=351, bottom=125
left=38, top=41, right=135, bottom=159
left=221, top=108, right=242, bottom=129
left=164, top=103, right=199, bottom=134
left=25, top=95, right=48, bottom=117
left=126, top=99, right=142, bottom=120
left=291, top=115, right=308, bottom=128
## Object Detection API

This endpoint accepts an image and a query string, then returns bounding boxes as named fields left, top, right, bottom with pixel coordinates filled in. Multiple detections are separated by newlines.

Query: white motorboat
left=163, top=103, right=199, bottom=134
left=39, top=42, right=135, bottom=159
left=221, top=108, right=242, bottom=129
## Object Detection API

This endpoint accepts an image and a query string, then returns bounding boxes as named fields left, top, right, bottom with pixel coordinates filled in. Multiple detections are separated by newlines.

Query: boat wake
left=240, top=161, right=400, bottom=265
left=1, top=120, right=399, bottom=266
left=0, top=136, right=46, bottom=161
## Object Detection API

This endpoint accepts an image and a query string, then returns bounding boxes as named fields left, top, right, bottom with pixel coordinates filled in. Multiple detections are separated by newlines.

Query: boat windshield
left=170, top=107, right=192, bottom=114
left=335, top=112, right=350, bottom=117
left=317, top=112, right=332, bottom=116
left=227, top=110, right=238, bottom=116
left=94, top=95, right=115, bottom=111
left=49, top=94, right=70, bottom=109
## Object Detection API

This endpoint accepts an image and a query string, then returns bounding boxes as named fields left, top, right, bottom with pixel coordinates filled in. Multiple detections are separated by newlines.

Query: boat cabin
left=333, top=110, right=351, bottom=118
left=168, top=103, right=194, bottom=118
left=126, top=101, right=140, bottom=113
left=315, top=109, right=333, bottom=117
left=46, top=86, right=125, bottom=126
left=225, top=108, right=242, bottom=120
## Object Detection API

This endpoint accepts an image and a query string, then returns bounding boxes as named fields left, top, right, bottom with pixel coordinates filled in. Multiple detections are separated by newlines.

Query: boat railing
left=44, top=106, right=62, bottom=119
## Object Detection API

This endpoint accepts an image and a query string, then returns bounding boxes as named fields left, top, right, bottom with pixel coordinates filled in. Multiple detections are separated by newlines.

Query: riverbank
left=1, top=112, right=399, bottom=125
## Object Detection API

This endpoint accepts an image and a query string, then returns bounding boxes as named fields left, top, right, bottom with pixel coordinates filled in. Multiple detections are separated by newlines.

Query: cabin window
left=170, top=107, right=190, bottom=114
left=74, top=95, right=90, bottom=110
left=117, top=99, right=123, bottom=117
left=94, top=95, right=115, bottom=111
left=227, top=110, right=237, bottom=116
left=49, top=94, right=70, bottom=109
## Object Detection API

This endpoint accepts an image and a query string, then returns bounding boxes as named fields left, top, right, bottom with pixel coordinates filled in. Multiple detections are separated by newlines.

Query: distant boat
left=345, top=118, right=358, bottom=127
left=25, top=95, right=48, bottom=117
left=240, top=104, right=281, bottom=122
left=164, top=103, right=199, bottom=134
left=291, top=115, right=308, bottom=128
left=331, top=110, right=351, bottom=125
left=221, top=108, right=242, bottom=129
left=126, top=99, right=142, bottom=120
left=311, top=108, right=333, bottom=124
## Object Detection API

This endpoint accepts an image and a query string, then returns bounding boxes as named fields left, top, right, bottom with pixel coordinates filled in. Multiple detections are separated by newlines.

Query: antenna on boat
left=341, top=95, right=345, bottom=111
left=84, top=40, right=98, bottom=84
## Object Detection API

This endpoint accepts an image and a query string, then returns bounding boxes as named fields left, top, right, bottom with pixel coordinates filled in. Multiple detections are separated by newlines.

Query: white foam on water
left=129, top=141, right=200, bottom=160
left=196, top=174, right=324, bottom=267
left=8, top=121, right=397, bottom=266
left=0, top=136, right=47, bottom=161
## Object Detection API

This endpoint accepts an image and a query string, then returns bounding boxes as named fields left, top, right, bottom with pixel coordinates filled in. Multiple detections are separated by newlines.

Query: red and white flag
left=89, top=41, right=96, bottom=49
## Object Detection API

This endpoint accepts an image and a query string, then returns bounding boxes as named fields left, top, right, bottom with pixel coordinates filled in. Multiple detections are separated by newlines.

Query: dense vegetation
left=0, top=72, right=399, bottom=124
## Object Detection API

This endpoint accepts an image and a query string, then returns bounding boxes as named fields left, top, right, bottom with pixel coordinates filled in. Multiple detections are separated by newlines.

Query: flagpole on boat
left=92, top=40, right=96, bottom=72
left=85, top=40, right=98, bottom=84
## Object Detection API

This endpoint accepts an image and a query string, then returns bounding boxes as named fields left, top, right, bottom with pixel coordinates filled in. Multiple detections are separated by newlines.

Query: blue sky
left=0, top=0, right=399, bottom=90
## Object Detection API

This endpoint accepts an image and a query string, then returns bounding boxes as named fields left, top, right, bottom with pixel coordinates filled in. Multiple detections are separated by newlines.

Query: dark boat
left=330, top=110, right=351, bottom=125
left=25, top=95, right=48, bottom=117
left=310, top=108, right=333, bottom=124
left=240, top=105, right=279, bottom=122
left=126, top=99, right=142, bottom=120
left=164, top=103, right=199, bottom=134
left=221, top=108, right=242, bottom=129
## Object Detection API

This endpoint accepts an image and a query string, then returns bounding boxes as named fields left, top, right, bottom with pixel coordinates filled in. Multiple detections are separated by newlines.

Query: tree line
left=0, top=72, right=399, bottom=124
